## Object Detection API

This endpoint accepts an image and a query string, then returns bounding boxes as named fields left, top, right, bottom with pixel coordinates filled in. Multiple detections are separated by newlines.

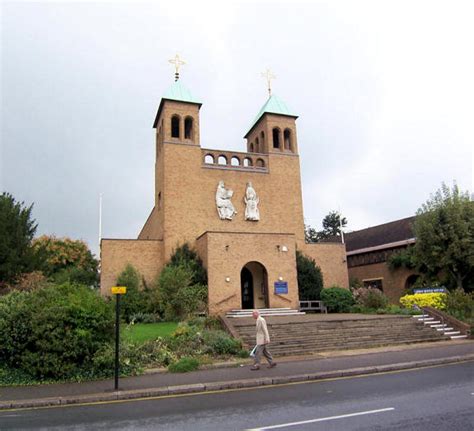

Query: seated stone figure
left=216, top=180, right=237, bottom=220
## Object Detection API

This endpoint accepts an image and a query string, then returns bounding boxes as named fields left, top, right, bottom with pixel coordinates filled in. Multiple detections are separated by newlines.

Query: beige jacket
left=256, top=316, right=270, bottom=345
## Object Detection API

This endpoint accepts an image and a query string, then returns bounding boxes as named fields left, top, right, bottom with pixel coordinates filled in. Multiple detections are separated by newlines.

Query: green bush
left=445, top=288, right=474, bottom=323
left=169, top=243, right=207, bottom=285
left=116, top=264, right=150, bottom=322
left=0, top=283, right=113, bottom=379
left=158, top=265, right=207, bottom=320
left=168, top=356, right=200, bottom=373
left=320, top=286, right=354, bottom=312
left=203, top=330, right=242, bottom=355
left=296, top=251, right=324, bottom=300
left=352, top=287, right=389, bottom=310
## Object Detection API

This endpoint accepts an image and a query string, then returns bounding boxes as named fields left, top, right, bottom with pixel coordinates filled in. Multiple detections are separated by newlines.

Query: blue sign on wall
left=274, top=281, right=288, bottom=294
left=413, top=287, right=447, bottom=294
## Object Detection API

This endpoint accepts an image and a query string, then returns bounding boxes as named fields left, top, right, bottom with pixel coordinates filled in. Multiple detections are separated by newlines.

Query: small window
left=272, top=128, right=281, bottom=149
left=243, top=157, right=253, bottom=167
left=284, top=129, right=292, bottom=151
left=184, top=117, right=193, bottom=140
left=255, top=137, right=260, bottom=152
left=363, top=279, right=383, bottom=291
left=218, top=155, right=227, bottom=165
left=158, top=192, right=162, bottom=209
left=171, top=115, right=180, bottom=138
left=231, top=156, right=240, bottom=166
left=204, top=154, right=214, bottom=164
left=256, top=158, right=265, bottom=167
left=249, top=143, right=254, bottom=152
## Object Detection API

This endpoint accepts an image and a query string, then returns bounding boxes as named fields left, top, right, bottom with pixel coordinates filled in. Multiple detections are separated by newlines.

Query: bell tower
left=244, top=69, right=298, bottom=155
left=151, top=55, right=202, bottom=232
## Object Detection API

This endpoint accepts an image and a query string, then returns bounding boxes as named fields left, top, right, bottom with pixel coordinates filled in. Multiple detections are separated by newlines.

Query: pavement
left=1, top=340, right=473, bottom=410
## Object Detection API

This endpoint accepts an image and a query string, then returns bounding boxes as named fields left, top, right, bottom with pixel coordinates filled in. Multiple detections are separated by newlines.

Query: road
left=1, top=362, right=473, bottom=430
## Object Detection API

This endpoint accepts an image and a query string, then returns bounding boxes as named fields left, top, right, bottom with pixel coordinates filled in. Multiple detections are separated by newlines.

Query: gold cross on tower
left=261, top=68, right=276, bottom=96
left=169, top=54, right=186, bottom=81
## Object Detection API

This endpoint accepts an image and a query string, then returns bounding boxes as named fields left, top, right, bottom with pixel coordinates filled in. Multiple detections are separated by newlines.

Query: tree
left=413, top=183, right=474, bottom=291
left=320, top=211, right=347, bottom=239
left=0, top=193, right=38, bottom=285
left=296, top=250, right=324, bottom=300
left=305, top=211, right=347, bottom=243
left=33, top=236, right=99, bottom=287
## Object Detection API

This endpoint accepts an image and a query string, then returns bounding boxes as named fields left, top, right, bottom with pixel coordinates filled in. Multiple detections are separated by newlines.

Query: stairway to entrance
left=226, top=308, right=305, bottom=318
left=414, top=314, right=468, bottom=340
left=223, top=313, right=449, bottom=357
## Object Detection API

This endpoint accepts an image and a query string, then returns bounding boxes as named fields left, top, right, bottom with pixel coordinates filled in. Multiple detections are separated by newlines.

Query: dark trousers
left=254, top=344, right=273, bottom=365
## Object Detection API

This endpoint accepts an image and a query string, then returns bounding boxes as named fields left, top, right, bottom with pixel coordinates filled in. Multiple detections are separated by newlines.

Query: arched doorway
left=241, top=262, right=268, bottom=309
left=405, top=274, right=420, bottom=292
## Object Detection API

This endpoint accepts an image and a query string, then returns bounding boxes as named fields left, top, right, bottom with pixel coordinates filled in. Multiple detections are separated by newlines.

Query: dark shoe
left=267, top=363, right=277, bottom=368
left=250, top=365, right=260, bottom=371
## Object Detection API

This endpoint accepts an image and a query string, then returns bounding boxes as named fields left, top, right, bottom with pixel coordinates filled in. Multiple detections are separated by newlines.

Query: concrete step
left=444, top=331, right=461, bottom=336
left=450, top=335, right=468, bottom=339
left=424, top=320, right=441, bottom=325
left=436, top=327, right=453, bottom=331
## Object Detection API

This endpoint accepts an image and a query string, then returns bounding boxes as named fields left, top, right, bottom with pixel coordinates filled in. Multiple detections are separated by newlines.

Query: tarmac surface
left=0, top=340, right=473, bottom=409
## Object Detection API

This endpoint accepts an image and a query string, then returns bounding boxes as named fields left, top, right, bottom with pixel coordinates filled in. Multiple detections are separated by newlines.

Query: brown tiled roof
left=345, top=216, right=415, bottom=252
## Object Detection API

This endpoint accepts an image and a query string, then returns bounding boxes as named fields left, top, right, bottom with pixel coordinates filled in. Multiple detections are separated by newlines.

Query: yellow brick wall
left=348, top=263, right=416, bottom=303
left=197, top=232, right=299, bottom=315
left=302, top=243, right=349, bottom=289
left=100, top=239, right=164, bottom=295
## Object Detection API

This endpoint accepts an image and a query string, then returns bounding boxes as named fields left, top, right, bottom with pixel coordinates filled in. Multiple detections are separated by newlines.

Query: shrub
left=203, top=330, right=242, bottom=355
left=169, top=243, right=207, bottom=285
left=353, top=287, right=389, bottom=310
left=296, top=251, right=324, bottom=300
left=116, top=264, right=150, bottom=322
left=0, top=283, right=113, bottom=379
left=6, top=271, right=49, bottom=292
left=129, top=312, right=162, bottom=324
left=399, top=292, right=447, bottom=310
left=445, top=288, right=474, bottom=323
left=320, top=286, right=354, bottom=312
left=168, top=357, right=200, bottom=373
left=157, top=265, right=207, bottom=320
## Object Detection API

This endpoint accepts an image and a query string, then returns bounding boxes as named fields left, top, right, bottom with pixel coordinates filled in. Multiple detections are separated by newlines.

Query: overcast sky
left=1, top=0, right=473, bottom=256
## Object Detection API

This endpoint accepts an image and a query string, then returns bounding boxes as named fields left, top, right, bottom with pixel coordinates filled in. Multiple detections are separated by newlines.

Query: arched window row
left=203, top=152, right=267, bottom=170
left=170, top=114, right=194, bottom=141
left=272, top=127, right=294, bottom=152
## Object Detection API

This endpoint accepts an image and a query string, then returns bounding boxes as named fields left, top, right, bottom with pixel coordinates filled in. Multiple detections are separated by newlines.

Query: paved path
left=1, top=340, right=473, bottom=404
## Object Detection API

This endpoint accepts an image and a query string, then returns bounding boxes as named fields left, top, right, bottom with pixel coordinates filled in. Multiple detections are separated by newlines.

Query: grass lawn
left=122, top=322, right=179, bottom=344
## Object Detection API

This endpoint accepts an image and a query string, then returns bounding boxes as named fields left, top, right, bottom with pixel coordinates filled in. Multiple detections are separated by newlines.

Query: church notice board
left=274, top=281, right=288, bottom=294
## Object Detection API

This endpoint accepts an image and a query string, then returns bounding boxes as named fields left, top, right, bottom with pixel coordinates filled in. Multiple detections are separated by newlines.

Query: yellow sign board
left=111, top=286, right=127, bottom=295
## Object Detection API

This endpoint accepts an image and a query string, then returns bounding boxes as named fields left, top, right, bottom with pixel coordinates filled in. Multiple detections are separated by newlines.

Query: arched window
left=184, top=117, right=193, bottom=140
left=231, top=156, right=240, bottom=166
left=218, top=155, right=227, bottom=165
left=255, top=137, right=260, bottom=152
left=243, top=157, right=253, bottom=167
left=256, top=158, right=265, bottom=167
left=284, top=129, right=292, bottom=151
left=249, top=143, right=254, bottom=152
left=272, top=128, right=281, bottom=149
left=171, top=115, right=180, bottom=138
left=204, top=154, right=215, bottom=164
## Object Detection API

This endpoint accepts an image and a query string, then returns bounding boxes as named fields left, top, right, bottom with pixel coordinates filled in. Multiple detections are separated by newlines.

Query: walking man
left=250, top=310, right=276, bottom=370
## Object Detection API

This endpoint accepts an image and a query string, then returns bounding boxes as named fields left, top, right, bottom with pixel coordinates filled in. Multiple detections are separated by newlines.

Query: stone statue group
left=216, top=181, right=260, bottom=221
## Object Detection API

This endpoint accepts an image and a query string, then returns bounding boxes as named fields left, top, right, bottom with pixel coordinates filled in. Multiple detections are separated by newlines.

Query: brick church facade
left=100, top=77, right=348, bottom=314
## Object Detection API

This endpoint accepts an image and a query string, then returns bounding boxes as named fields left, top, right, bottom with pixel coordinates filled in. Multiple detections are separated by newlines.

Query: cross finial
left=261, top=68, right=276, bottom=96
left=169, top=54, right=186, bottom=81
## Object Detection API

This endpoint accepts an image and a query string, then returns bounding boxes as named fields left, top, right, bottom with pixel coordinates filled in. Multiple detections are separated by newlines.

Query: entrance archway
left=241, top=262, right=268, bottom=309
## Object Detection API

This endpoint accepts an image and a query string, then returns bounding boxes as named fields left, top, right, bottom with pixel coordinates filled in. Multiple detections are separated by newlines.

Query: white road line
left=246, top=407, right=395, bottom=430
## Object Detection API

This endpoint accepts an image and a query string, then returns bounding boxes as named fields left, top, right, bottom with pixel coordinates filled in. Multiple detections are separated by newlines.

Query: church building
left=100, top=63, right=348, bottom=314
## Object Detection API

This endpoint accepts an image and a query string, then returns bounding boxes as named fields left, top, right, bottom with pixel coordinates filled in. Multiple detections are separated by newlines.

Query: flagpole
left=99, top=193, right=103, bottom=255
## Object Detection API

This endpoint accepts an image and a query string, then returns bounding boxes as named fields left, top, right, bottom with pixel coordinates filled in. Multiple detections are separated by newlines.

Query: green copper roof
left=153, top=80, right=202, bottom=128
left=162, top=80, right=201, bottom=104
left=245, top=94, right=297, bottom=137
